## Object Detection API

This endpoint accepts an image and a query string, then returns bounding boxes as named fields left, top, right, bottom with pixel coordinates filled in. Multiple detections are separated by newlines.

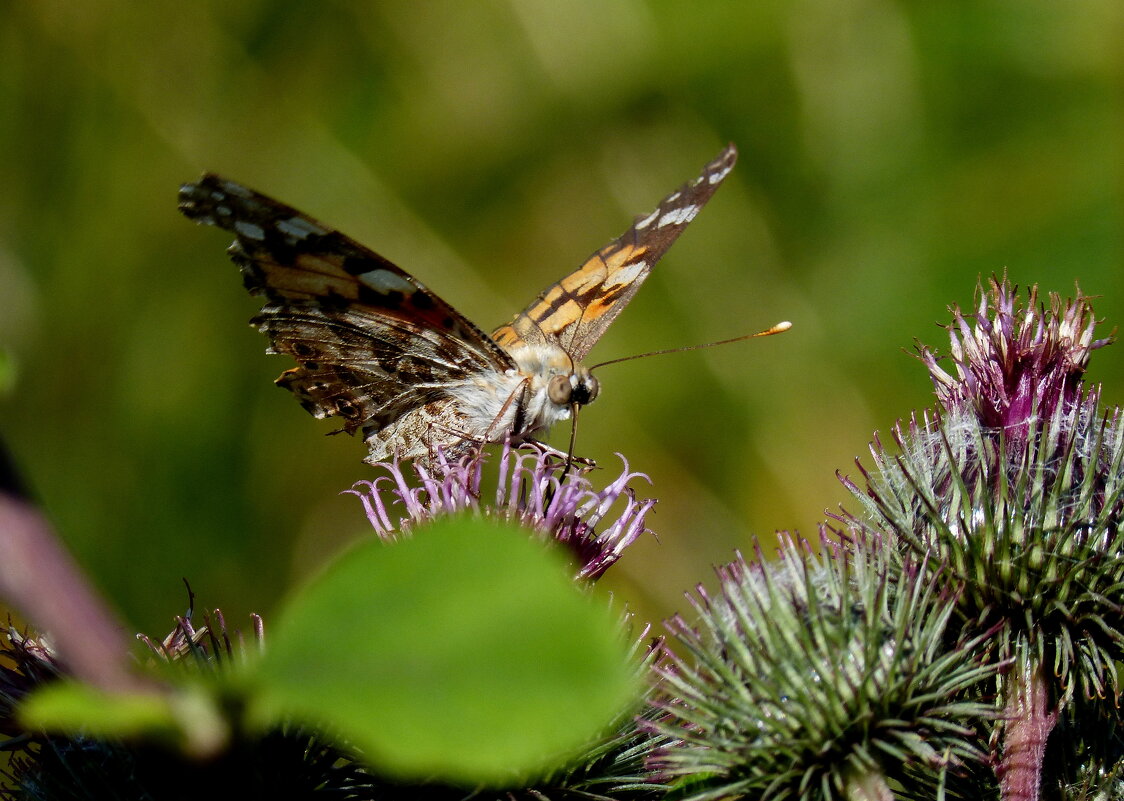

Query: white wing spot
left=605, top=261, right=646, bottom=287
left=635, top=209, right=659, bottom=229
left=234, top=220, right=266, bottom=240
left=658, top=204, right=699, bottom=228
left=277, top=216, right=328, bottom=240
left=220, top=181, right=253, bottom=198
left=708, top=163, right=734, bottom=184
left=359, top=269, right=416, bottom=295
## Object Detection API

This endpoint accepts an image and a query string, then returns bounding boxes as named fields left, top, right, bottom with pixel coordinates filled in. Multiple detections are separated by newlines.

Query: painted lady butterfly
left=178, top=145, right=739, bottom=465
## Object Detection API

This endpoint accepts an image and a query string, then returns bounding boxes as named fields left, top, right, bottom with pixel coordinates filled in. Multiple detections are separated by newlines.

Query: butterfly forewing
left=491, top=144, right=738, bottom=361
left=178, top=175, right=514, bottom=435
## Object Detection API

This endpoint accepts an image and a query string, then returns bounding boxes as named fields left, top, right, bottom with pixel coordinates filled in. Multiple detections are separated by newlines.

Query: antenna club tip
left=754, top=321, right=792, bottom=337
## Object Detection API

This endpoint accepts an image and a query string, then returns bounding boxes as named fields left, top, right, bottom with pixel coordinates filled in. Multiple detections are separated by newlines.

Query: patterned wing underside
left=256, top=306, right=473, bottom=435
left=491, top=144, right=738, bottom=361
left=177, top=175, right=515, bottom=439
left=363, top=398, right=476, bottom=464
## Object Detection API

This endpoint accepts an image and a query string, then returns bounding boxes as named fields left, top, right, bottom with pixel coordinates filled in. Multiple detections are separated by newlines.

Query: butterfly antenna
left=589, top=321, right=792, bottom=371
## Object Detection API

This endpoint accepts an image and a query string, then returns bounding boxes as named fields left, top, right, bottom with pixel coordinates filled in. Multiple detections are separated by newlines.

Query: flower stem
left=1000, top=657, right=1058, bottom=801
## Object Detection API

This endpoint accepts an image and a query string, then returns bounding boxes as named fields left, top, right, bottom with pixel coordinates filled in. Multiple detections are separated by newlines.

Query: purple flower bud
left=919, top=276, right=1112, bottom=442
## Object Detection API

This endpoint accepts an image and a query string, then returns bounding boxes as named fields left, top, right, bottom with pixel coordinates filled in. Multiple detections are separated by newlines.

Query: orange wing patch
left=492, top=144, right=738, bottom=361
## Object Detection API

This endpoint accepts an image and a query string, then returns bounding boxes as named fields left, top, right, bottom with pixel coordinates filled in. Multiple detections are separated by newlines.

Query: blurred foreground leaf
left=21, top=682, right=175, bottom=735
left=19, top=680, right=229, bottom=757
left=251, top=515, right=640, bottom=786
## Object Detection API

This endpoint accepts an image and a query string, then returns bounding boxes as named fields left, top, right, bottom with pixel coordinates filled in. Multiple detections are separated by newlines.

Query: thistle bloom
left=346, top=442, right=655, bottom=581
left=840, top=278, right=1124, bottom=800
left=919, top=281, right=1107, bottom=439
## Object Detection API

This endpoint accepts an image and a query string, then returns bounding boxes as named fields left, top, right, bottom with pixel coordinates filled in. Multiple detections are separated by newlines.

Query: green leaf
left=19, top=680, right=231, bottom=756
left=250, top=515, right=640, bottom=786
left=20, top=681, right=176, bottom=736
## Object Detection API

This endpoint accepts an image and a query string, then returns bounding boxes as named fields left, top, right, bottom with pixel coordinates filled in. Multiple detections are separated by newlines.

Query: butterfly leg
left=512, top=439, right=597, bottom=468
left=420, top=424, right=487, bottom=463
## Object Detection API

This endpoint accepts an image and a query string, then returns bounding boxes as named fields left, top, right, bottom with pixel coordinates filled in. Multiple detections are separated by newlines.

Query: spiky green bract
left=3, top=725, right=377, bottom=801
left=840, top=402, right=1124, bottom=702
left=648, top=534, right=998, bottom=801
left=1062, top=766, right=1124, bottom=801
left=839, top=281, right=1124, bottom=704
left=1043, top=695, right=1124, bottom=799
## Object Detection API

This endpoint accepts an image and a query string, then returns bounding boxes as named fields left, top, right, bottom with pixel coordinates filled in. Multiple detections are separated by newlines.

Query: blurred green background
left=1, top=1, right=1120, bottom=636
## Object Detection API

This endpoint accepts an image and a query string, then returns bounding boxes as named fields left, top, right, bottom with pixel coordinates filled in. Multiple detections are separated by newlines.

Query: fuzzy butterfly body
left=178, top=145, right=738, bottom=465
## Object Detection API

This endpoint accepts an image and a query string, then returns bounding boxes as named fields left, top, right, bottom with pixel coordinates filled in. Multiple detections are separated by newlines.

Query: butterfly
left=178, top=144, right=739, bottom=466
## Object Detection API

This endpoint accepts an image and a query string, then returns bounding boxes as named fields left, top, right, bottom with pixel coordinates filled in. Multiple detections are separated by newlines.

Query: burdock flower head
left=346, top=442, right=655, bottom=581
left=839, top=277, right=1124, bottom=798
left=647, top=535, right=999, bottom=800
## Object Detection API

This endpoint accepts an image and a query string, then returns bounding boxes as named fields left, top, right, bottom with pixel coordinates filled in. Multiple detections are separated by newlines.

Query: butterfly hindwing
left=491, top=144, right=738, bottom=360
left=178, top=175, right=514, bottom=437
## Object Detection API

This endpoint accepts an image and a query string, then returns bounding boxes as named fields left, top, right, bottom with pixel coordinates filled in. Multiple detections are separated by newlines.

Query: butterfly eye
left=573, top=374, right=599, bottom=405
left=547, top=374, right=572, bottom=405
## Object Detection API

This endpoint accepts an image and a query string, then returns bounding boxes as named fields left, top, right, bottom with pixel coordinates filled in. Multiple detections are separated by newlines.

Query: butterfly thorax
left=451, top=341, right=595, bottom=434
